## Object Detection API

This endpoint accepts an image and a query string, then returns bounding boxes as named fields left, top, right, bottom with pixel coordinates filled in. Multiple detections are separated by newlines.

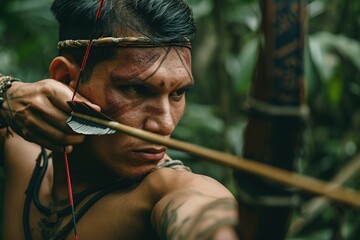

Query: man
left=0, top=0, right=239, bottom=239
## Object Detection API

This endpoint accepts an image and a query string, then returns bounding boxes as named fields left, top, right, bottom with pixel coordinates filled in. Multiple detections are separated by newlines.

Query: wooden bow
left=235, top=0, right=307, bottom=239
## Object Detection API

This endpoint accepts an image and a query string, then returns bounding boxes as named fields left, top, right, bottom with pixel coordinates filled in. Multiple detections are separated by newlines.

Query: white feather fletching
left=66, top=101, right=116, bottom=135
left=67, top=116, right=116, bottom=135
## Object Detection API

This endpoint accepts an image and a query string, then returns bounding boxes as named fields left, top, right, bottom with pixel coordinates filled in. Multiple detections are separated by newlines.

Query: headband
left=57, top=37, right=192, bottom=49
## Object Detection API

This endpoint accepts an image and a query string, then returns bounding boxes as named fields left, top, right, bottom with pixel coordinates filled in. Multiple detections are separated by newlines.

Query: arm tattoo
left=157, top=193, right=238, bottom=240
left=158, top=199, right=187, bottom=240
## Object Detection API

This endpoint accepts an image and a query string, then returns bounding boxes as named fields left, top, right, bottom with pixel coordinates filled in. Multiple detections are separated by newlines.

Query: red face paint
left=109, top=48, right=162, bottom=82
left=88, top=46, right=193, bottom=121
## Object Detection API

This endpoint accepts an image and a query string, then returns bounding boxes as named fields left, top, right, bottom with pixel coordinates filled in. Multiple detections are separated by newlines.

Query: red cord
left=67, top=1, right=106, bottom=239
left=71, top=0, right=106, bottom=101
left=64, top=151, right=79, bottom=240
left=96, top=0, right=105, bottom=19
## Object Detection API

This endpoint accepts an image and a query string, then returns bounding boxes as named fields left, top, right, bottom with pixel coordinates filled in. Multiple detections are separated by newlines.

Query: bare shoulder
left=142, top=166, right=234, bottom=199
left=144, top=167, right=238, bottom=240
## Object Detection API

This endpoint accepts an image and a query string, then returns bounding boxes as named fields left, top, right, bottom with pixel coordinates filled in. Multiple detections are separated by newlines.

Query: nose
left=143, top=99, right=176, bottom=136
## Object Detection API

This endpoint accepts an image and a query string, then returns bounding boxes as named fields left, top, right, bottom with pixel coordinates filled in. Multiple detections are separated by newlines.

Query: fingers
left=2, top=79, right=101, bottom=150
left=10, top=108, right=85, bottom=152
left=72, top=94, right=101, bottom=112
left=19, top=129, right=77, bottom=153
left=42, top=80, right=101, bottom=113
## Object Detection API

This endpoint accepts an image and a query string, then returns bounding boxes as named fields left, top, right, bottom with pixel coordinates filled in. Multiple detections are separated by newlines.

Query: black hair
left=50, top=0, right=196, bottom=80
left=124, top=0, right=196, bottom=42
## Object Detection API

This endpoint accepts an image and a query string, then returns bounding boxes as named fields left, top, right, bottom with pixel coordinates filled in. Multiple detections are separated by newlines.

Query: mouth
left=132, top=147, right=166, bottom=162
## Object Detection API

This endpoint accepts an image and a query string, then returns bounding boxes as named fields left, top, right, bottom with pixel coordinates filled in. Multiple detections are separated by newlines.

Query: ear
left=49, top=56, right=79, bottom=87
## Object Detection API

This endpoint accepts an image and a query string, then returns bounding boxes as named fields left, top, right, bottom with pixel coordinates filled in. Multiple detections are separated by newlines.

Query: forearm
left=153, top=191, right=239, bottom=240
left=184, top=198, right=239, bottom=240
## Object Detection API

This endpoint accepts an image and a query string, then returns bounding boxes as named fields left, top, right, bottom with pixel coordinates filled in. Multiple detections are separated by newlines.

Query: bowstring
left=71, top=0, right=105, bottom=101
left=66, top=1, right=106, bottom=239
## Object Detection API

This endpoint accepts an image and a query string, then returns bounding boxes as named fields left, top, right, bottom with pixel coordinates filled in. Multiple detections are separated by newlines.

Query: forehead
left=108, top=47, right=192, bottom=82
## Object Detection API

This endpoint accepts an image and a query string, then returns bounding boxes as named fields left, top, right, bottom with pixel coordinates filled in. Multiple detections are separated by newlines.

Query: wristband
left=0, top=74, right=21, bottom=128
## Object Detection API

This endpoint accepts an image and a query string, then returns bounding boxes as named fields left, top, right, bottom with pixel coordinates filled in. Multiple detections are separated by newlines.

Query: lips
left=132, top=147, right=166, bottom=162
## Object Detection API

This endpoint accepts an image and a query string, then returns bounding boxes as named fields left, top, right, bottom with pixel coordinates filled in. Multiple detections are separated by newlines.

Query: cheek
left=172, top=101, right=186, bottom=125
left=100, top=84, right=144, bottom=123
left=101, top=84, right=128, bottom=117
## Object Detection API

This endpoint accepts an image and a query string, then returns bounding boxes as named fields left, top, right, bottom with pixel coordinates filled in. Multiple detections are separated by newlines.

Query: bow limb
left=234, top=0, right=307, bottom=239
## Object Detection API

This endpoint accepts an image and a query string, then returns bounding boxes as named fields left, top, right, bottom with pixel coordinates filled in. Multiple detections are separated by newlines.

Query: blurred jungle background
left=0, top=0, right=359, bottom=239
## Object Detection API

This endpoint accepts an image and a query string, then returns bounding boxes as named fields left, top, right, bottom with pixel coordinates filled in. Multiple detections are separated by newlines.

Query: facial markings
left=174, top=47, right=193, bottom=84
left=110, top=48, right=162, bottom=82
left=102, top=47, right=193, bottom=119
left=140, top=47, right=173, bottom=83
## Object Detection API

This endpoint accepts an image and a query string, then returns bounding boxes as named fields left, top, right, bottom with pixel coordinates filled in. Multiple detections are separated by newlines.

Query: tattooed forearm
left=156, top=192, right=238, bottom=240
left=158, top=199, right=187, bottom=240
left=190, top=199, right=238, bottom=240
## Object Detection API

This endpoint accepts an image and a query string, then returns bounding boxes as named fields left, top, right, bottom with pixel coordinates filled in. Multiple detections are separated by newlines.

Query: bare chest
left=27, top=191, right=158, bottom=240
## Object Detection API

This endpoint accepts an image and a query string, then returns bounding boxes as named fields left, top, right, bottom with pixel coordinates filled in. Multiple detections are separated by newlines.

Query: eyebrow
left=116, top=77, right=195, bottom=92
left=176, top=81, right=195, bottom=92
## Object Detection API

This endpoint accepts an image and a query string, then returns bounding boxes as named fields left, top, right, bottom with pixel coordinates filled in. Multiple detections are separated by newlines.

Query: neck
left=51, top=148, right=118, bottom=202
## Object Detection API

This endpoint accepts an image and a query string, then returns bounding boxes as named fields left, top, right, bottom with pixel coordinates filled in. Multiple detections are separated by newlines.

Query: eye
left=170, top=89, right=187, bottom=101
left=120, top=85, right=151, bottom=96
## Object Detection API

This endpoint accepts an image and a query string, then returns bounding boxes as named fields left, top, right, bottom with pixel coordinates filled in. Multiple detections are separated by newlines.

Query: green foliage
left=0, top=0, right=359, bottom=239
left=186, top=0, right=360, bottom=239
left=308, top=32, right=360, bottom=107
left=0, top=0, right=57, bottom=81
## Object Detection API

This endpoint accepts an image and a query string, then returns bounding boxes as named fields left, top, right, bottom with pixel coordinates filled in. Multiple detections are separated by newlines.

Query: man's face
left=77, top=46, right=193, bottom=178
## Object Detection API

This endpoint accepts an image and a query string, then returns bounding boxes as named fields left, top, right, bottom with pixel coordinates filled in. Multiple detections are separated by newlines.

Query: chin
left=113, top=165, right=157, bottom=180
